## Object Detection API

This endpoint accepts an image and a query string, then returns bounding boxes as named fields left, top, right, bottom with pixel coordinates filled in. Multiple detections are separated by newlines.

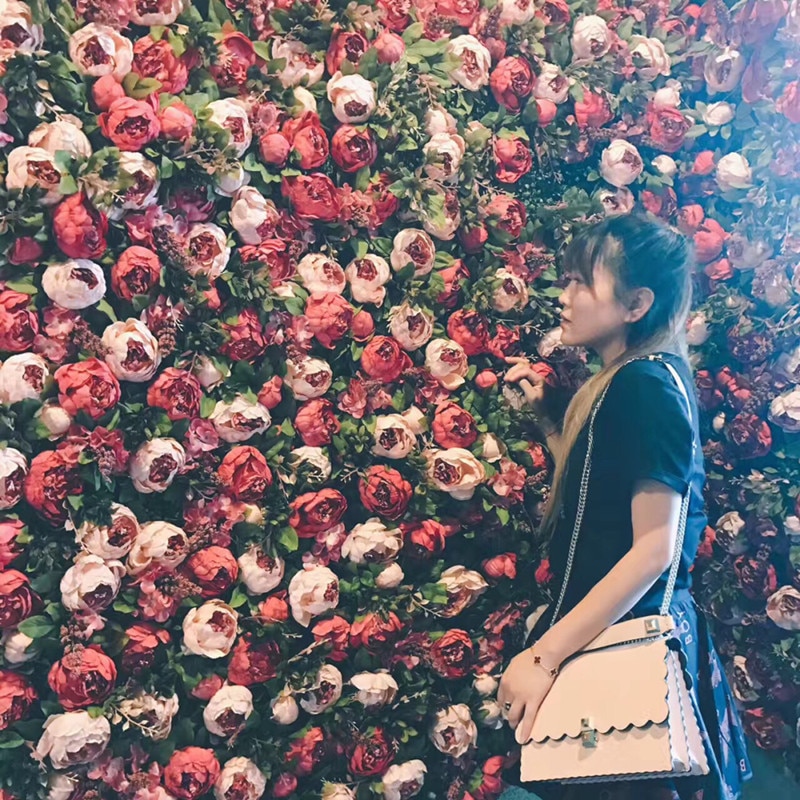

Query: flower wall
left=0, top=1, right=799, bottom=798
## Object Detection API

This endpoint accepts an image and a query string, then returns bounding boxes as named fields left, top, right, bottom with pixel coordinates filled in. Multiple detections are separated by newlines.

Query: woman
left=498, top=214, right=751, bottom=800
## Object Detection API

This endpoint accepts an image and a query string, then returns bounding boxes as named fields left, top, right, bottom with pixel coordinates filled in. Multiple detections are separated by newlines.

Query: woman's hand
left=497, top=648, right=556, bottom=745
left=503, top=357, right=549, bottom=418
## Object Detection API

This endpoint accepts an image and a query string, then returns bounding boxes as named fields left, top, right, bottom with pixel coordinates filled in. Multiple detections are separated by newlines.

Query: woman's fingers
left=504, top=356, right=527, bottom=364
left=515, top=704, right=539, bottom=745
left=505, top=699, right=525, bottom=730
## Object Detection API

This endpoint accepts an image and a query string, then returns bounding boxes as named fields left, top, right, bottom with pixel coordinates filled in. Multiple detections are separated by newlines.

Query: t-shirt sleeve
left=603, top=360, right=695, bottom=496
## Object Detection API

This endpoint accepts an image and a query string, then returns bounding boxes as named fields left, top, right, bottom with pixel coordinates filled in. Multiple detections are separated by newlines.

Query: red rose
left=147, top=368, right=202, bottom=421
left=374, top=29, right=405, bottom=64
left=646, top=104, right=691, bottom=154
left=437, top=259, right=470, bottom=309
left=258, top=375, right=284, bottom=410
left=359, top=465, right=413, bottom=520
left=428, top=0, right=480, bottom=27
left=693, top=218, right=727, bottom=264
left=574, top=88, right=613, bottom=128
left=0, top=570, right=41, bottom=629
left=23, top=446, right=83, bottom=523
left=402, top=519, right=448, bottom=558
left=0, top=670, right=37, bottom=730
left=111, top=246, right=162, bottom=300
left=258, top=592, right=290, bottom=623
left=99, top=96, right=160, bottom=151
left=641, top=187, right=678, bottom=220
left=537, top=0, right=571, bottom=26
left=726, top=412, right=772, bottom=459
left=458, top=224, right=489, bottom=254
left=349, top=726, right=396, bottom=777
left=281, top=173, right=342, bottom=222
left=493, top=136, right=532, bottom=184
left=0, top=290, right=39, bottom=353
left=295, top=398, right=341, bottom=447
left=352, top=309, right=375, bottom=341
left=7, top=236, right=44, bottom=266
left=209, top=31, right=256, bottom=89
left=218, top=446, right=272, bottom=502
left=433, top=401, right=478, bottom=448
left=691, top=151, right=716, bottom=176
left=475, top=370, right=498, bottom=390
left=289, top=488, right=347, bottom=537
left=51, top=193, right=108, bottom=259
left=490, top=56, right=534, bottom=113
left=677, top=204, right=705, bottom=233
left=535, top=558, right=553, bottom=584
left=742, top=708, right=792, bottom=750
left=91, top=74, right=125, bottom=111
left=483, top=552, right=517, bottom=580
left=55, top=358, right=121, bottom=420
left=312, top=616, right=350, bottom=662
left=164, top=747, right=221, bottom=800
left=474, top=755, right=506, bottom=800
left=447, top=309, right=490, bottom=356
left=736, top=0, right=790, bottom=46
left=361, top=336, right=412, bottom=382
left=286, top=727, right=326, bottom=776
left=283, top=112, right=330, bottom=170
left=191, top=675, right=224, bottom=700
left=535, top=99, right=557, bottom=126
left=47, top=645, right=117, bottom=710
left=259, top=132, right=291, bottom=165
left=695, top=370, right=724, bottom=410
left=120, top=622, right=171, bottom=675
left=325, top=29, right=369, bottom=74
left=430, top=629, right=474, bottom=678
left=777, top=81, right=800, bottom=124
left=305, top=293, right=355, bottom=348
left=331, top=125, right=377, bottom=173
left=486, top=196, right=528, bottom=240
left=159, top=101, right=195, bottom=140
left=133, top=35, right=189, bottom=94
left=228, top=634, right=281, bottom=685
left=488, top=324, right=522, bottom=360
left=221, top=308, right=267, bottom=362
left=183, top=546, right=238, bottom=599
left=365, top=173, right=399, bottom=228
left=273, top=773, right=299, bottom=798
left=704, top=258, right=733, bottom=282
left=0, top=520, right=24, bottom=570
left=376, top=0, right=411, bottom=31
left=349, top=611, right=403, bottom=652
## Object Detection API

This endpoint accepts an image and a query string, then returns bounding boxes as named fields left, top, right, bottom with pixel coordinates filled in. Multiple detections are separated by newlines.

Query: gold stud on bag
left=520, top=356, right=711, bottom=784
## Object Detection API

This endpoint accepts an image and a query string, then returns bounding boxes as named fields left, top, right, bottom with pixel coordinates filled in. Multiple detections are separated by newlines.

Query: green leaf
left=18, top=615, right=55, bottom=639
left=4, top=280, right=37, bottom=295
left=0, top=731, right=23, bottom=749
left=95, top=298, right=118, bottom=322
left=200, top=396, right=217, bottom=419
left=253, top=41, right=272, bottom=61
left=355, top=165, right=371, bottom=191
left=229, top=585, right=248, bottom=609
left=278, top=526, right=299, bottom=553
left=58, top=174, right=79, bottom=195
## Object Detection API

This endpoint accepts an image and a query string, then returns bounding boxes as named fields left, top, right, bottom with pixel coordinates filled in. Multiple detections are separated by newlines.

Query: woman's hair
left=540, top=212, right=695, bottom=536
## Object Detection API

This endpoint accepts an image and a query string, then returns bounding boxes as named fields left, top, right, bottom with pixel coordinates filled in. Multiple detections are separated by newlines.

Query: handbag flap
left=529, top=624, right=673, bottom=743
left=578, top=615, right=675, bottom=654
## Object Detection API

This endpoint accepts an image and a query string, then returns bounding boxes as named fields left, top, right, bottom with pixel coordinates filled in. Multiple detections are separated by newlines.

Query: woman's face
left=558, top=262, right=632, bottom=355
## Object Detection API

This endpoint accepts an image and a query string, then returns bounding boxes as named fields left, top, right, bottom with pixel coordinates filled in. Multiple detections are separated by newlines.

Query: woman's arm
left=498, top=479, right=684, bottom=743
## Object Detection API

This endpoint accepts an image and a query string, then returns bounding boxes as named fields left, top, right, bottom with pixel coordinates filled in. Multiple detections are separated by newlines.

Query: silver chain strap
left=548, top=355, right=696, bottom=628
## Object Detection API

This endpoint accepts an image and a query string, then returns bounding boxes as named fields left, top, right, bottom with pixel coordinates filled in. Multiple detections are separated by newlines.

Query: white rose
left=712, top=412, right=726, bottom=433
left=730, top=654, right=762, bottom=704
left=2, top=628, right=36, bottom=664
left=714, top=510, right=748, bottom=555
left=473, top=674, right=498, bottom=696
left=425, top=106, right=458, bottom=137
left=425, top=448, right=486, bottom=501
left=114, top=152, right=160, bottom=215
left=345, top=254, right=391, bottom=305
left=273, top=38, right=324, bottom=88
left=425, top=339, right=468, bottom=390
left=47, top=773, right=81, bottom=800
left=769, top=387, right=800, bottom=433
left=351, top=671, right=399, bottom=708
left=113, top=691, right=179, bottom=740
left=284, top=358, right=333, bottom=401
left=129, top=438, right=186, bottom=493
left=214, top=161, right=249, bottom=197
left=776, top=344, right=800, bottom=383
left=704, top=47, right=746, bottom=94
left=703, top=101, right=735, bottom=127
left=419, top=189, right=460, bottom=241
left=186, top=222, right=231, bottom=280
left=492, top=268, right=529, bottom=312
left=33, top=711, right=111, bottom=769
left=60, top=552, right=124, bottom=612
left=127, top=520, right=188, bottom=575
left=388, top=302, right=434, bottom=351
left=766, top=586, right=800, bottom=631
left=630, top=36, right=671, bottom=80
left=652, top=82, right=682, bottom=109
left=209, top=396, right=272, bottom=443
left=600, top=140, right=644, bottom=188
left=533, top=63, right=571, bottom=104
left=402, top=406, right=427, bottom=435
left=686, top=311, right=710, bottom=346
left=237, top=546, right=285, bottom=595
left=498, top=0, right=536, bottom=25
left=323, top=785, right=356, bottom=800
left=297, top=253, right=346, bottom=294
left=439, top=565, right=489, bottom=609
left=327, top=72, right=376, bottom=123
left=430, top=704, right=477, bottom=757
left=204, top=685, right=254, bottom=737
left=76, top=502, right=139, bottom=560
left=382, top=761, right=427, bottom=800
left=300, top=664, right=343, bottom=714
left=0, top=446, right=27, bottom=509
left=728, top=234, right=772, bottom=270
left=423, top=133, right=467, bottom=182
left=230, top=187, right=271, bottom=244
left=391, top=229, right=436, bottom=276
left=479, top=698, right=505, bottom=729
left=5, top=146, right=62, bottom=204
left=446, top=35, right=491, bottom=92
left=283, top=446, right=332, bottom=486
left=376, top=562, right=405, bottom=589
left=784, top=515, right=800, bottom=543
left=481, top=433, right=506, bottom=463
left=288, top=564, right=339, bottom=627
left=373, top=414, right=418, bottom=459
left=652, top=154, right=678, bottom=177
left=716, top=153, right=752, bottom=191
left=28, top=119, right=92, bottom=159
left=215, top=757, right=266, bottom=800
left=42, top=260, right=106, bottom=309
left=788, top=0, right=800, bottom=42
left=0, top=353, right=49, bottom=404
left=101, top=318, right=161, bottom=382
left=36, top=402, right=72, bottom=439
left=193, top=355, right=228, bottom=390
left=182, top=599, right=239, bottom=659
left=271, top=688, right=299, bottom=725
left=0, top=1, right=43, bottom=53
left=342, top=518, right=403, bottom=565
left=68, top=23, right=133, bottom=80
left=130, top=0, right=186, bottom=26
left=596, top=186, right=635, bottom=216
left=292, top=86, right=318, bottom=114
left=571, top=14, right=611, bottom=61
left=207, top=98, right=252, bottom=157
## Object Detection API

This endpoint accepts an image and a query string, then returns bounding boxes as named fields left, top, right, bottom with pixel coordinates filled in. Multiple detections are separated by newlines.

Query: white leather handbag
left=520, top=355, right=711, bottom=784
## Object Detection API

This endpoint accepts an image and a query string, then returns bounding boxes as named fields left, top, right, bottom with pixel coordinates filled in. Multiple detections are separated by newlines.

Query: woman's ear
left=625, top=287, right=655, bottom=323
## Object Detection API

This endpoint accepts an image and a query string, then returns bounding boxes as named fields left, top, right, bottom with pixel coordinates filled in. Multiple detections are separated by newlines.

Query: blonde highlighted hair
left=540, top=214, right=695, bottom=537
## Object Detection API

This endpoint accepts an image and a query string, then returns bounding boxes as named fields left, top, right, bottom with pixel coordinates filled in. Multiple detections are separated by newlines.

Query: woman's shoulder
left=604, top=354, right=693, bottom=417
